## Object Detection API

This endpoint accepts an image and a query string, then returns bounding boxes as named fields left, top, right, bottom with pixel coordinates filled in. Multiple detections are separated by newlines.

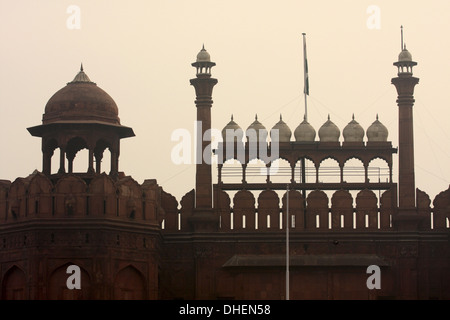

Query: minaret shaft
left=391, top=36, right=423, bottom=230
left=189, top=47, right=219, bottom=232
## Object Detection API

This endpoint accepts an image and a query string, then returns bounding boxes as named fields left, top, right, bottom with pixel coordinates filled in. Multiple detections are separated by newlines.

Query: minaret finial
left=202, top=43, right=205, bottom=50
left=376, top=113, right=379, bottom=121
left=327, top=114, right=330, bottom=121
left=280, top=114, right=282, bottom=121
left=255, top=114, right=258, bottom=121
left=80, top=63, right=83, bottom=72
left=231, top=114, right=233, bottom=121
left=352, top=113, right=355, bottom=120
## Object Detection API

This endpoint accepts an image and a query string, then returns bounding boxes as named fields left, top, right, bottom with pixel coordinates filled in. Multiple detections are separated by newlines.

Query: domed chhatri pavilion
left=1, top=39, right=450, bottom=300
left=28, top=65, right=135, bottom=178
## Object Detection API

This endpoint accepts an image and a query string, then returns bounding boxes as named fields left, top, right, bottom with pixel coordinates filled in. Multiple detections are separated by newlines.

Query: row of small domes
left=221, top=114, right=388, bottom=143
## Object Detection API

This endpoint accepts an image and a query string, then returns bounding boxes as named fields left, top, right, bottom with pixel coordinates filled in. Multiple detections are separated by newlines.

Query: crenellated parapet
left=0, top=171, right=162, bottom=225
left=161, top=186, right=450, bottom=233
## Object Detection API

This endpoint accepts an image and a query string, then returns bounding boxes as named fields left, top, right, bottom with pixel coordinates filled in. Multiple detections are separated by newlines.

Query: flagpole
left=302, top=33, right=308, bottom=122
left=286, top=183, right=289, bottom=300
left=301, top=33, right=308, bottom=224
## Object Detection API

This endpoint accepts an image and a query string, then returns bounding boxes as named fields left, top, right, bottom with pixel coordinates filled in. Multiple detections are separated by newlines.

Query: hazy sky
left=0, top=1, right=449, bottom=203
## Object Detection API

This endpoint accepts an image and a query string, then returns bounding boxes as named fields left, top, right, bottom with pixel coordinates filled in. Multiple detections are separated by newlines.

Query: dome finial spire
left=69, top=62, right=93, bottom=84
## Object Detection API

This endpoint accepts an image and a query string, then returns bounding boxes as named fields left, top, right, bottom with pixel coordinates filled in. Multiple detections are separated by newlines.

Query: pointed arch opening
left=343, top=157, right=365, bottom=183
left=246, top=158, right=268, bottom=184
left=318, top=158, right=341, bottom=183
left=294, top=158, right=315, bottom=184
left=1, top=265, right=26, bottom=300
left=48, top=263, right=91, bottom=300
left=368, top=157, right=390, bottom=184
left=94, top=139, right=112, bottom=174
left=114, top=265, right=146, bottom=300
left=66, top=137, right=89, bottom=173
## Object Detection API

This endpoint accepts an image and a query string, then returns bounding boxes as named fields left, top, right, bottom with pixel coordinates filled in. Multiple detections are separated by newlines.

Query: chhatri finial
left=352, top=113, right=355, bottom=120
left=280, top=114, right=283, bottom=121
left=327, top=114, right=330, bottom=121
left=202, top=43, right=205, bottom=51
left=255, top=114, right=258, bottom=121
left=69, top=62, right=93, bottom=84
left=231, top=114, right=234, bottom=121
left=376, top=113, right=379, bottom=121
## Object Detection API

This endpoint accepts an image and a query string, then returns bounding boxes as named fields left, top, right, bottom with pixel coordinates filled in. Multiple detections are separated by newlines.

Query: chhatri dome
left=318, top=115, right=340, bottom=142
left=196, top=44, right=211, bottom=62
left=43, top=64, right=121, bottom=125
left=294, top=116, right=316, bottom=142
left=366, top=114, right=389, bottom=142
left=246, top=114, right=267, bottom=142
left=398, top=45, right=413, bottom=62
left=222, top=115, right=243, bottom=142
left=343, top=114, right=365, bottom=142
left=270, top=114, right=292, bottom=142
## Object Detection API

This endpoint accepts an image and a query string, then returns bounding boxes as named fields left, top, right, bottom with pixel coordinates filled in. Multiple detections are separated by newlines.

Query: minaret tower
left=189, top=46, right=218, bottom=231
left=391, top=28, right=421, bottom=229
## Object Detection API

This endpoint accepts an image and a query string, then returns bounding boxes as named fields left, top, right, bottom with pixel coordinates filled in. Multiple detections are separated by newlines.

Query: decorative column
left=95, top=151, right=103, bottom=174
left=88, top=148, right=95, bottom=174
left=42, top=150, right=52, bottom=175
left=67, top=152, right=75, bottom=174
left=110, top=149, right=119, bottom=178
left=58, top=147, right=66, bottom=174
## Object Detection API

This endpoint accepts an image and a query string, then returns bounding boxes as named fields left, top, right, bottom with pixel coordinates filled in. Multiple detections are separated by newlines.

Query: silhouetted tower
left=189, top=46, right=218, bottom=231
left=391, top=32, right=420, bottom=229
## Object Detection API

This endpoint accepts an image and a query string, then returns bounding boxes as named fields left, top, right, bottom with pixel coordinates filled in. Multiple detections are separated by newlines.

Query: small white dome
left=270, top=115, right=292, bottom=142
left=294, top=116, right=316, bottom=142
left=196, top=45, right=211, bottom=62
left=343, top=114, right=365, bottom=142
left=367, top=114, right=388, bottom=142
left=246, top=115, right=267, bottom=142
left=398, top=47, right=412, bottom=62
left=222, top=115, right=243, bottom=142
left=318, top=115, right=340, bottom=142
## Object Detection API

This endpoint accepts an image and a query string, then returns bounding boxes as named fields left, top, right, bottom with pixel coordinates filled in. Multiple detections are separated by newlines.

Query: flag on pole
left=303, top=33, right=309, bottom=96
